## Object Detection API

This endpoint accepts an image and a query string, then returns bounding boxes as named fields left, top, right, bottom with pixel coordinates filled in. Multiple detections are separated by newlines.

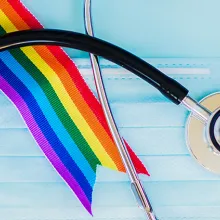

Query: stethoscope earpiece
left=186, top=92, right=220, bottom=174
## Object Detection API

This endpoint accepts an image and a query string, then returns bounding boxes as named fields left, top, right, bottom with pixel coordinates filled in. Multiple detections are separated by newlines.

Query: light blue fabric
left=4, top=0, right=220, bottom=219
left=21, top=0, right=220, bottom=58
left=1, top=57, right=220, bottom=219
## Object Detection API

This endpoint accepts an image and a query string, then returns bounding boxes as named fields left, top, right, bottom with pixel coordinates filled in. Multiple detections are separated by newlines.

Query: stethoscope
left=1, top=0, right=220, bottom=219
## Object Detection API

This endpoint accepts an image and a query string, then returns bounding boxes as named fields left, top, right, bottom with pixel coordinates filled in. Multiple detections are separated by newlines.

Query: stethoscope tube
left=0, top=29, right=188, bottom=105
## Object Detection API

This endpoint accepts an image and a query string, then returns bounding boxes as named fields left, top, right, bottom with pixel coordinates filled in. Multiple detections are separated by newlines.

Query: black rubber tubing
left=0, top=29, right=188, bottom=104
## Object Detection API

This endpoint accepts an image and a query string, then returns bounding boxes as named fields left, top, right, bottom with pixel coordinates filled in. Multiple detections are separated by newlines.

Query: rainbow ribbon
left=0, top=0, right=148, bottom=214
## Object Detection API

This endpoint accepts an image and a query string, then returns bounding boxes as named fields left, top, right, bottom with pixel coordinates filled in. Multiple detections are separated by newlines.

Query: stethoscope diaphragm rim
left=207, top=108, right=220, bottom=154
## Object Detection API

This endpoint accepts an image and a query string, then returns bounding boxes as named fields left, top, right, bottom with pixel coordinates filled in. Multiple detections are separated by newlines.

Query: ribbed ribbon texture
left=0, top=0, right=148, bottom=214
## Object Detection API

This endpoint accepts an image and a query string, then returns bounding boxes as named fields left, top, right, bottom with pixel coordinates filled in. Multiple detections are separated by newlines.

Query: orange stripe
left=2, top=4, right=125, bottom=172
left=1, top=2, right=29, bottom=30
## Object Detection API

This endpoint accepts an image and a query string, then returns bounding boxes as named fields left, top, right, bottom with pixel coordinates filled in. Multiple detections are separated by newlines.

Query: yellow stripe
left=0, top=10, right=17, bottom=33
left=0, top=10, right=117, bottom=169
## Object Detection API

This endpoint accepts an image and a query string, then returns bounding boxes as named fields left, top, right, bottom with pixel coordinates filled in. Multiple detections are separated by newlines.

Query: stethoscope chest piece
left=186, top=92, right=220, bottom=174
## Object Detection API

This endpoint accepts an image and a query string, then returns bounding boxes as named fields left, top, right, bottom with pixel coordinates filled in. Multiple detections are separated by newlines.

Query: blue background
left=1, top=0, right=220, bottom=219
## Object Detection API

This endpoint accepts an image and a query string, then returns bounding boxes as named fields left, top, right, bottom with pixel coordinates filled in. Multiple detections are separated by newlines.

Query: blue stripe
left=0, top=51, right=96, bottom=186
left=0, top=58, right=92, bottom=202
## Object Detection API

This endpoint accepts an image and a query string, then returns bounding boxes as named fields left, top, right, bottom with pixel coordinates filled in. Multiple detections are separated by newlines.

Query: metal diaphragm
left=186, top=92, right=220, bottom=174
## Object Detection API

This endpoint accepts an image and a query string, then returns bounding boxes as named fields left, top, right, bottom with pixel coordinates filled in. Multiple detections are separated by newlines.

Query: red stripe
left=44, top=46, right=148, bottom=174
left=124, top=139, right=149, bottom=175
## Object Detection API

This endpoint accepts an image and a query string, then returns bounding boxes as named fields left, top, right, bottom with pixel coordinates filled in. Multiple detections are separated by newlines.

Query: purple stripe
left=0, top=75, right=92, bottom=214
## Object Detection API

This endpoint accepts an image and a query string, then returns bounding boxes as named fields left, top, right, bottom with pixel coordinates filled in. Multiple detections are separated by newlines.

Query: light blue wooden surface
left=2, top=0, right=220, bottom=219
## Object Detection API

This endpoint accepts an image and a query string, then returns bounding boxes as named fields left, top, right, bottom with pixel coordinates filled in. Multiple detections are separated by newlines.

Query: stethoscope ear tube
left=0, top=29, right=188, bottom=104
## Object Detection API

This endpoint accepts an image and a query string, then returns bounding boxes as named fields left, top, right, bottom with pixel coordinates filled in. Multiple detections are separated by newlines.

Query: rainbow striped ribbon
left=0, top=0, right=148, bottom=214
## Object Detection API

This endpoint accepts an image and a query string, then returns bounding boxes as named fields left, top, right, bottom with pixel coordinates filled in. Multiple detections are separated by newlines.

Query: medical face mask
left=0, top=57, right=219, bottom=220
left=2, top=0, right=220, bottom=219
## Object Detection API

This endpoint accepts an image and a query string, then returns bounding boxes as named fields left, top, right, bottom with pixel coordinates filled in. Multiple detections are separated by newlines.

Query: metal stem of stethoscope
left=84, top=0, right=157, bottom=219
left=182, top=96, right=211, bottom=123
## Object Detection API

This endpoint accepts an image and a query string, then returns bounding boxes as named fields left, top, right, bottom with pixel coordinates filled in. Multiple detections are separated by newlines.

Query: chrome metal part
left=182, top=95, right=211, bottom=123
left=84, top=0, right=157, bottom=219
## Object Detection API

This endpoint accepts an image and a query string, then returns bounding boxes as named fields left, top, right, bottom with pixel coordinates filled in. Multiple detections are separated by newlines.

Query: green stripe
left=0, top=27, right=101, bottom=170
